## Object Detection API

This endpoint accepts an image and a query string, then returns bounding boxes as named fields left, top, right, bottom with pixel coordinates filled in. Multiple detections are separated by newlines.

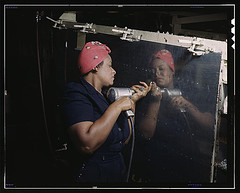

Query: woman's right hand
left=113, top=96, right=134, bottom=112
left=150, top=82, right=162, bottom=101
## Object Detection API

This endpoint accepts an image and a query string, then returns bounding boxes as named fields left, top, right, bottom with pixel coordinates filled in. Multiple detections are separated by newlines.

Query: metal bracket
left=112, top=27, right=140, bottom=42
left=178, top=38, right=209, bottom=56
left=219, top=60, right=227, bottom=114
left=46, top=16, right=95, bottom=33
left=46, top=16, right=63, bottom=29
left=223, top=96, right=228, bottom=114
left=187, top=43, right=206, bottom=56
left=73, top=23, right=95, bottom=33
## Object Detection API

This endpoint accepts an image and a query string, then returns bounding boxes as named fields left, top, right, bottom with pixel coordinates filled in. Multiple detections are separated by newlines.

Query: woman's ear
left=92, top=67, right=98, bottom=72
left=171, top=68, right=175, bottom=76
left=169, top=70, right=175, bottom=79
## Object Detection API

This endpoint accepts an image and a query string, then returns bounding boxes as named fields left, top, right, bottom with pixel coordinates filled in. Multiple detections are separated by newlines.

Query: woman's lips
left=157, top=78, right=164, bottom=81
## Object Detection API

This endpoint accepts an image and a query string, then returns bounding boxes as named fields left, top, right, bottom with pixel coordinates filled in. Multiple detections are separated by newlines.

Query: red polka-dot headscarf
left=78, top=41, right=111, bottom=75
left=151, top=49, right=175, bottom=72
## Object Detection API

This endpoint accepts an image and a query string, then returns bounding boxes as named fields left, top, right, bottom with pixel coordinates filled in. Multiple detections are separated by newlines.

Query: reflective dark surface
left=87, top=34, right=221, bottom=185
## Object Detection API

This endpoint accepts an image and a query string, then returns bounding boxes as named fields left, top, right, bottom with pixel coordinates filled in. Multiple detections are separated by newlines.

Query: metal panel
left=85, top=32, right=225, bottom=185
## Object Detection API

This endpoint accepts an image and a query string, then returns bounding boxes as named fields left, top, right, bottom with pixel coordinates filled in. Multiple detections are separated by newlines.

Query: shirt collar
left=79, top=76, right=98, bottom=95
left=79, top=76, right=110, bottom=104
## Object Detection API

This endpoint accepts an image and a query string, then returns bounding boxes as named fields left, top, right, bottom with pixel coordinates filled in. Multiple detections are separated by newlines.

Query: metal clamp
left=112, top=27, right=140, bottom=42
left=73, top=23, right=95, bottom=33
left=187, top=43, right=206, bottom=56
left=46, top=16, right=95, bottom=33
left=46, top=16, right=64, bottom=29
left=178, top=38, right=207, bottom=56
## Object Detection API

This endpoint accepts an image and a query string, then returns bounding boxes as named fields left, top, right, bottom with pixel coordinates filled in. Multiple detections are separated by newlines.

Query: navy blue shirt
left=62, top=77, right=130, bottom=182
left=62, top=77, right=130, bottom=152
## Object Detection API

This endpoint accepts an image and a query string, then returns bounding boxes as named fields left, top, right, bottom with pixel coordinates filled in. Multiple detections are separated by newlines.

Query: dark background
left=2, top=4, right=235, bottom=190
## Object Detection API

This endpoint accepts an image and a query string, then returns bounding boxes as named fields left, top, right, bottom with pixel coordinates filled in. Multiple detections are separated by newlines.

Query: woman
left=62, top=41, right=152, bottom=183
left=132, top=49, right=214, bottom=183
left=139, top=49, right=214, bottom=139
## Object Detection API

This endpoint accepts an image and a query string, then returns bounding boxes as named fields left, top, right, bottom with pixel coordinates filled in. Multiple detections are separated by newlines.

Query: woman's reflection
left=132, top=49, right=214, bottom=183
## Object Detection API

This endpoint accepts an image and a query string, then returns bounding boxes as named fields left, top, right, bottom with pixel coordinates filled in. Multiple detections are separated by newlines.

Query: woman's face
left=96, top=54, right=116, bottom=87
left=151, top=58, right=174, bottom=88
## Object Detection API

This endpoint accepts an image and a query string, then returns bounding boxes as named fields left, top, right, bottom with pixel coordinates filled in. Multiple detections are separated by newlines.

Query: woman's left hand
left=170, top=96, right=193, bottom=112
left=130, top=81, right=153, bottom=103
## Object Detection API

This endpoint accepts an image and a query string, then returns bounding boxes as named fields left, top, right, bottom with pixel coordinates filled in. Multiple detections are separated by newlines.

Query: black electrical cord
left=64, top=32, right=68, bottom=84
left=126, top=116, right=135, bottom=182
left=36, top=11, right=54, bottom=158
left=181, top=111, right=194, bottom=152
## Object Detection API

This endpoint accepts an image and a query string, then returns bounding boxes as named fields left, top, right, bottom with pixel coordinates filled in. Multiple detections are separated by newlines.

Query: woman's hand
left=130, top=81, right=152, bottom=103
left=150, top=82, right=162, bottom=101
left=170, top=96, right=214, bottom=129
left=170, top=96, right=190, bottom=110
left=113, top=96, right=135, bottom=112
left=170, top=96, right=198, bottom=113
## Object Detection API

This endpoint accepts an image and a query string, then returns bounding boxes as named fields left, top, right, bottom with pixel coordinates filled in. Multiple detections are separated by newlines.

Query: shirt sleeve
left=62, top=91, right=94, bottom=128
